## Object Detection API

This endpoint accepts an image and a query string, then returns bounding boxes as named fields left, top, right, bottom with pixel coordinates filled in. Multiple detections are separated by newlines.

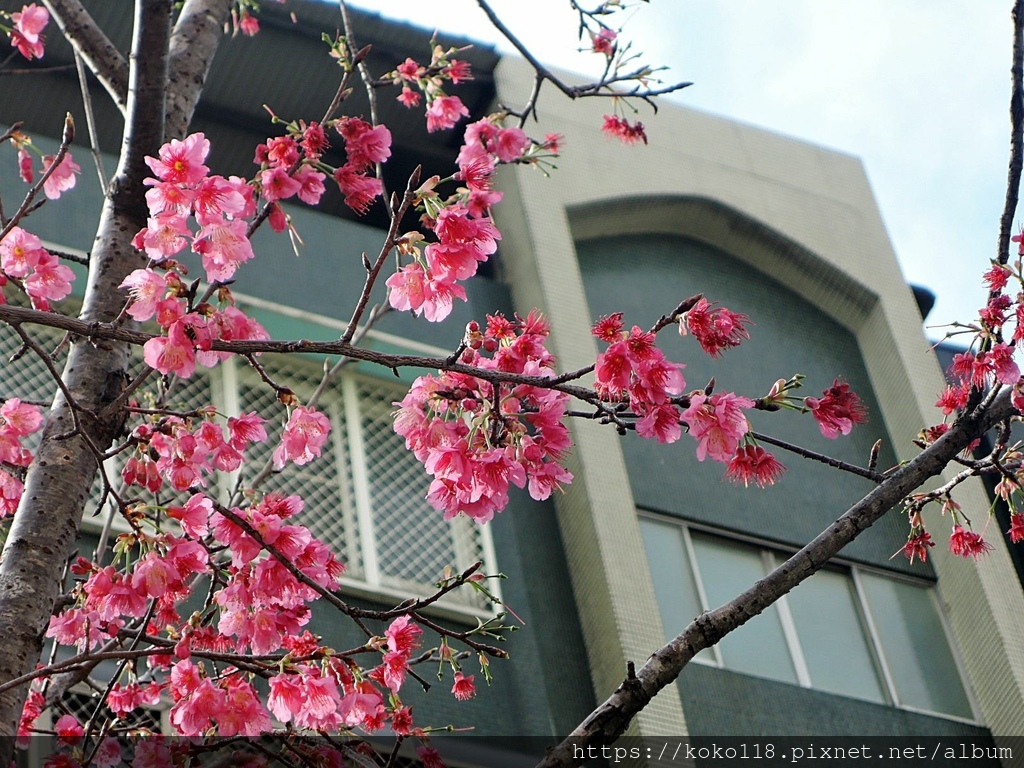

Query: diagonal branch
left=41, top=0, right=129, bottom=113
left=537, top=390, right=1017, bottom=768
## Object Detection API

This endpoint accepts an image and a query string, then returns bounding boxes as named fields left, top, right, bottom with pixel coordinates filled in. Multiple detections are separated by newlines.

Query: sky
left=350, top=0, right=1017, bottom=342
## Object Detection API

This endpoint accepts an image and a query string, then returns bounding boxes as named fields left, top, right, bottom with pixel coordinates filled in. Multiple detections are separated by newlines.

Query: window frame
left=639, top=510, right=980, bottom=723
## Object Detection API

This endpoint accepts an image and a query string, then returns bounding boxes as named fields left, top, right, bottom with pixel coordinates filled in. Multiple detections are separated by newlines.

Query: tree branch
left=537, top=390, right=1017, bottom=767
left=41, top=0, right=129, bottom=113
left=0, top=303, right=600, bottom=402
left=165, top=0, right=232, bottom=141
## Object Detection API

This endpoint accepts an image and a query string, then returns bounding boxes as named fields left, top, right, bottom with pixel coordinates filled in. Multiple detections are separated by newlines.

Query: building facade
left=2, top=0, right=1024, bottom=763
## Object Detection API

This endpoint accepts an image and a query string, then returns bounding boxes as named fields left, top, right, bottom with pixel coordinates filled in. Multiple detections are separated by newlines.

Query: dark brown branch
left=537, top=390, right=1017, bottom=767
left=750, top=430, right=885, bottom=483
left=474, top=0, right=690, bottom=108
left=40, top=0, right=129, bottom=112
left=340, top=167, right=419, bottom=345
left=0, top=304, right=600, bottom=402
left=999, top=0, right=1024, bottom=265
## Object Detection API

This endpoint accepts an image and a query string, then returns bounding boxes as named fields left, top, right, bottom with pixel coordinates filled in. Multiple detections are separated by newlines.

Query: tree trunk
left=0, top=0, right=172, bottom=757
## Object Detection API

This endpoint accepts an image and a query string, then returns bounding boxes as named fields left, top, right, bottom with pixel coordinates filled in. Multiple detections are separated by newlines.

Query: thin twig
left=0, top=114, right=75, bottom=241
left=73, top=49, right=108, bottom=191
left=750, top=430, right=884, bottom=483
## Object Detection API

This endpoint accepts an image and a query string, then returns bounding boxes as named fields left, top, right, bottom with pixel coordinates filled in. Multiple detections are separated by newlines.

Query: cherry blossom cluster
left=332, top=116, right=392, bottom=213
left=6, top=127, right=81, bottom=198
left=35, top=490, right=473, bottom=748
left=679, top=297, right=753, bottom=358
left=386, top=202, right=500, bottom=322
left=121, top=411, right=267, bottom=493
left=0, top=398, right=43, bottom=517
left=386, top=116, right=553, bottom=322
left=2, top=3, right=47, bottom=60
left=904, top=244, right=1024, bottom=563
left=119, top=264, right=269, bottom=378
left=394, top=312, right=573, bottom=523
left=385, top=44, right=473, bottom=131
left=0, top=226, right=75, bottom=310
left=592, top=312, right=687, bottom=443
left=134, top=132, right=256, bottom=280
left=591, top=312, right=867, bottom=488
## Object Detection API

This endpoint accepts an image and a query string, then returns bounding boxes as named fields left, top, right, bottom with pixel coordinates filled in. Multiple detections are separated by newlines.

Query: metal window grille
left=58, top=688, right=164, bottom=734
left=0, top=309, right=497, bottom=614
left=229, top=354, right=498, bottom=613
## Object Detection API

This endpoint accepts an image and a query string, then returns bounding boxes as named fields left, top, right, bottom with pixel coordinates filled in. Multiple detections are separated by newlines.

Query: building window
left=232, top=354, right=496, bottom=613
left=639, top=513, right=974, bottom=720
left=0, top=304, right=497, bottom=615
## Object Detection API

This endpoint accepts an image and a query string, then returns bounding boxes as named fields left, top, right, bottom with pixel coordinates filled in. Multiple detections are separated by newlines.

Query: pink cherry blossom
left=451, top=672, right=476, bottom=700
left=948, top=525, right=993, bottom=560
left=490, top=127, right=531, bottom=162
left=0, top=226, right=46, bottom=277
left=193, top=217, right=254, bottom=282
left=17, top=148, right=33, bottom=183
left=1008, top=513, right=1024, bottom=544
left=0, top=398, right=43, bottom=437
left=10, top=4, right=49, bottom=60
left=24, top=252, right=74, bottom=304
left=445, top=59, right=472, bottom=83
left=333, top=166, right=383, bottom=214
left=724, top=445, right=786, bottom=488
left=602, top=114, right=647, bottom=145
left=272, top=406, right=331, bottom=468
left=145, top=133, right=210, bottom=185
left=238, top=11, right=259, bottom=36
left=192, top=175, right=247, bottom=224
left=41, top=153, right=80, bottom=200
left=591, top=27, right=617, bottom=56
left=227, top=412, right=268, bottom=450
left=805, top=379, right=868, bottom=439
left=385, top=615, right=422, bottom=655
left=385, top=262, right=427, bottom=314
left=682, top=392, right=753, bottom=463
left=0, top=470, right=25, bottom=517
left=119, top=268, right=169, bottom=321
left=53, top=714, right=83, bottom=745
left=143, top=323, right=197, bottom=378
left=901, top=531, right=935, bottom=564
left=259, top=166, right=302, bottom=202
left=426, top=95, right=470, bottom=132
left=294, top=166, right=326, bottom=205
left=398, top=86, right=421, bottom=108
left=166, top=493, right=213, bottom=538
left=680, top=297, right=752, bottom=357
left=636, top=402, right=683, bottom=444
left=337, top=117, right=392, bottom=170
left=132, top=212, right=191, bottom=260
left=144, top=179, right=196, bottom=217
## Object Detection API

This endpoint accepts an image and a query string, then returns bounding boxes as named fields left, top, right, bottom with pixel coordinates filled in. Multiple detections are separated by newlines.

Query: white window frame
left=639, top=511, right=980, bottom=723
